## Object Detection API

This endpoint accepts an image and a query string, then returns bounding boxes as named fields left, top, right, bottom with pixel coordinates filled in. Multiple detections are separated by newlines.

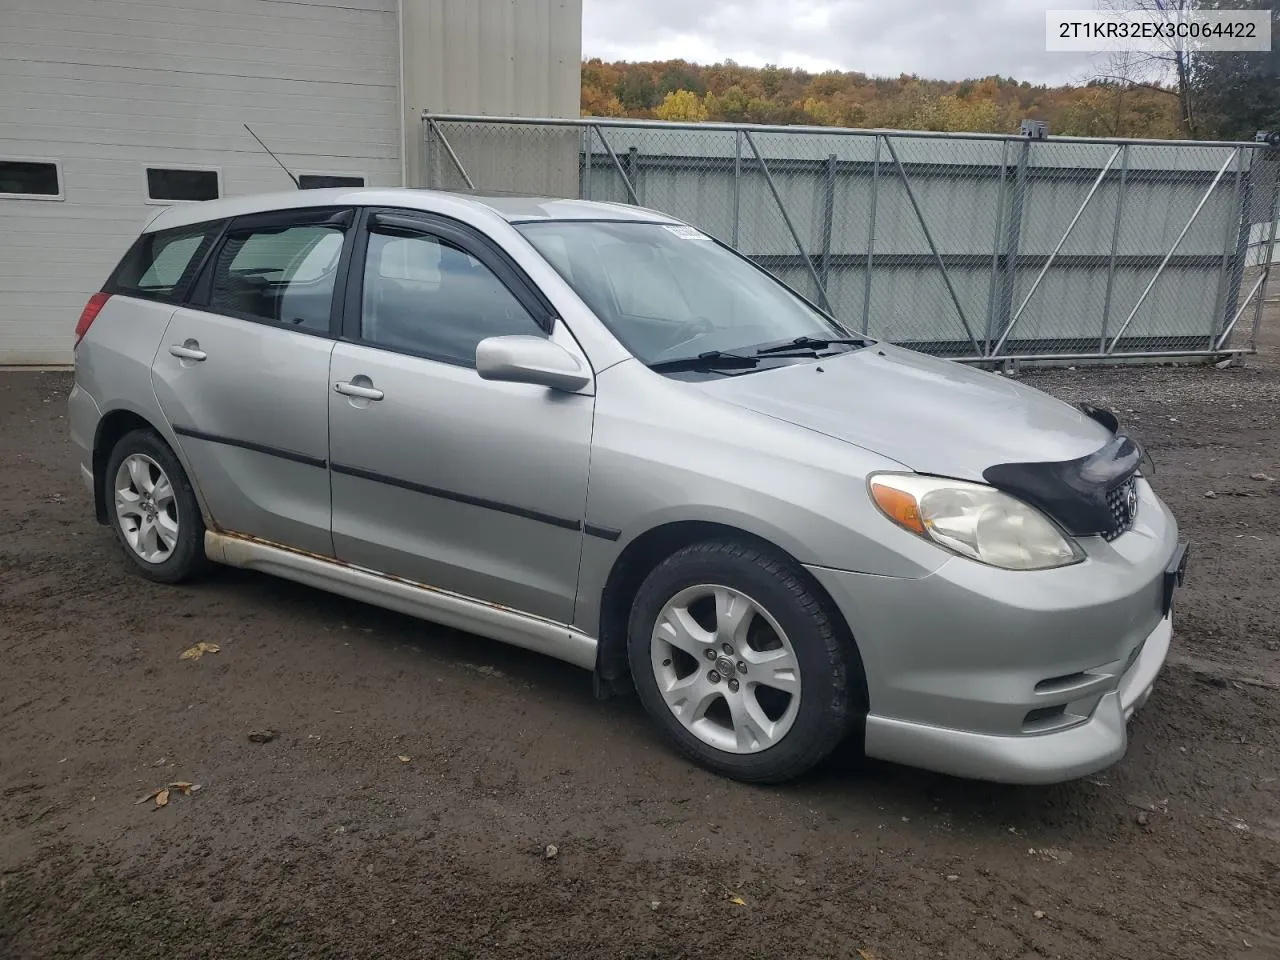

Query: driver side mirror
left=475, top=335, right=592, bottom=393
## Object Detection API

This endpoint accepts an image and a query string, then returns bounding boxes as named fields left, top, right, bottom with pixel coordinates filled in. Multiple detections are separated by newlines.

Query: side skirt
left=204, top=531, right=598, bottom=671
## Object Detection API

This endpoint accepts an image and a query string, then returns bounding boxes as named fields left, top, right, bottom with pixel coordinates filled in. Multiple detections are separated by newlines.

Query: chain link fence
left=424, top=114, right=1280, bottom=363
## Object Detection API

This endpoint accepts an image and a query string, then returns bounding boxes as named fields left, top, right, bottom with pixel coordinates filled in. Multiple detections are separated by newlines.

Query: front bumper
left=807, top=480, right=1184, bottom=784
left=859, top=611, right=1172, bottom=784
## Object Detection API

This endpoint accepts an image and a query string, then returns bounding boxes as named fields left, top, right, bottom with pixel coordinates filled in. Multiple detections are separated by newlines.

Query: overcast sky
left=582, top=0, right=1104, bottom=86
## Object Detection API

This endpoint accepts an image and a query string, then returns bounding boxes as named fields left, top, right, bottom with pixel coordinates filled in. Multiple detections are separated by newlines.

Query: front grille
left=1103, top=475, right=1139, bottom=541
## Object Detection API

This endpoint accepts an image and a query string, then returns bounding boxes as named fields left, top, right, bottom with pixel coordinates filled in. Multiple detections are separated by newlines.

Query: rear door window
left=206, top=222, right=347, bottom=334
left=105, top=223, right=223, bottom=303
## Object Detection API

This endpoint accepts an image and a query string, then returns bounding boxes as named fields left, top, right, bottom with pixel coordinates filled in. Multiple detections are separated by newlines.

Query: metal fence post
left=995, top=138, right=1031, bottom=356
left=1247, top=169, right=1280, bottom=349
left=628, top=146, right=640, bottom=204
left=820, top=153, right=837, bottom=290
left=1210, top=148, right=1247, bottom=347
left=861, top=135, right=880, bottom=335
left=1099, top=143, right=1130, bottom=351
left=423, top=116, right=437, bottom=188
left=1220, top=154, right=1254, bottom=344
left=983, top=140, right=1009, bottom=354
left=732, top=130, right=742, bottom=249
left=581, top=127, right=592, bottom=200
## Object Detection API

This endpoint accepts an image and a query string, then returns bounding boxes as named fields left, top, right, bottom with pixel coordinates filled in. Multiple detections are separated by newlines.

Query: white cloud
left=583, top=0, right=1103, bottom=86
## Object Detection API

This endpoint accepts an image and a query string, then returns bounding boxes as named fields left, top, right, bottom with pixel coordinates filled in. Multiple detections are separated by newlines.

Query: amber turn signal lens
left=870, top=481, right=927, bottom=536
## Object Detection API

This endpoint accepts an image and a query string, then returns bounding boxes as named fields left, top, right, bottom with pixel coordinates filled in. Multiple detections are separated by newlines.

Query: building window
left=146, top=167, right=220, bottom=203
left=298, top=174, right=366, bottom=189
left=0, top=159, right=62, bottom=199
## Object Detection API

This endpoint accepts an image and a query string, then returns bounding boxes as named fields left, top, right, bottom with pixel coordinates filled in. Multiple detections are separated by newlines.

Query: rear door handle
left=334, top=381, right=384, bottom=401
left=169, top=343, right=207, bottom=361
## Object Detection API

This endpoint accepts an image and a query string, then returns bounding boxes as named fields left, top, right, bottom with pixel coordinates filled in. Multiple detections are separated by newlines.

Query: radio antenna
left=243, top=123, right=300, bottom=189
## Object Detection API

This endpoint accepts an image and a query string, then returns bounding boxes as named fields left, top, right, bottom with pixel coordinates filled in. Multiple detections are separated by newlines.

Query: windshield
left=514, top=220, right=851, bottom=366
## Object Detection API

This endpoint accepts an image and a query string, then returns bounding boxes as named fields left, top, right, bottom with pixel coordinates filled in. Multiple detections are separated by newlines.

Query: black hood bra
left=983, top=405, right=1146, bottom=539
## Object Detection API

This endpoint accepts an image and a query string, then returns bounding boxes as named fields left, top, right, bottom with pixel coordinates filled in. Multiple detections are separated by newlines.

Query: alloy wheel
left=649, top=584, right=802, bottom=754
left=113, top=453, right=180, bottom=564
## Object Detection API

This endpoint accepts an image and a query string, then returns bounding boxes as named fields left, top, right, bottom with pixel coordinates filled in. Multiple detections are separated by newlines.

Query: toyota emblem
left=1125, top=483, right=1139, bottom=519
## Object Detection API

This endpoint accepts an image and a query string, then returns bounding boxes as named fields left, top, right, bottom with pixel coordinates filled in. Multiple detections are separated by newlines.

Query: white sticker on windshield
left=663, top=224, right=711, bottom=241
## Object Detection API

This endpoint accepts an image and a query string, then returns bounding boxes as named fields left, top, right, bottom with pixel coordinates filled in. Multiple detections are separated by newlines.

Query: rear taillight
left=74, top=292, right=111, bottom=347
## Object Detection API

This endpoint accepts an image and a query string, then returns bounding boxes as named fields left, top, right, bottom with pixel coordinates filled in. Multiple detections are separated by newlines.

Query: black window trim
left=144, top=164, right=222, bottom=205
left=0, top=157, right=64, bottom=201
left=339, top=207, right=558, bottom=368
left=185, top=205, right=359, bottom=340
left=102, top=219, right=230, bottom=306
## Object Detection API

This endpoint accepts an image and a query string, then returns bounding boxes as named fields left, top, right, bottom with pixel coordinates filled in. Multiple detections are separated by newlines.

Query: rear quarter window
left=105, top=222, right=223, bottom=303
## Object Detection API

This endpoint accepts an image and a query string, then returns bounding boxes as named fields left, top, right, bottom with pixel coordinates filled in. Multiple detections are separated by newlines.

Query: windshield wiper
left=648, top=350, right=760, bottom=372
left=752, top=335, right=869, bottom=356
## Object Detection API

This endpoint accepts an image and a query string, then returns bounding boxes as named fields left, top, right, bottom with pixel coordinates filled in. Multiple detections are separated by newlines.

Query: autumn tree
left=655, top=89, right=709, bottom=122
left=578, top=56, right=1238, bottom=138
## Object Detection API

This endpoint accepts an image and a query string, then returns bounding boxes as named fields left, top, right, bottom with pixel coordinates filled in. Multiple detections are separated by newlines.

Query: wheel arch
left=91, top=406, right=204, bottom=527
left=592, top=520, right=868, bottom=710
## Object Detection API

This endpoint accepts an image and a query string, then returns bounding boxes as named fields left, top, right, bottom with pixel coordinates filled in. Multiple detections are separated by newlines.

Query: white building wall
left=0, top=0, right=402, bottom=365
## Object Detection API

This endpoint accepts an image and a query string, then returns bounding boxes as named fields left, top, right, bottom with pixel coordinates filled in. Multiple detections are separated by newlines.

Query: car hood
left=693, top=343, right=1114, bottom=480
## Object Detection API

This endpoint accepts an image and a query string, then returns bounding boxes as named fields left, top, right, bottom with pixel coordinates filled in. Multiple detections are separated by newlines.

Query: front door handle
left=334, top=380, right=384, bottom=401
left=169, top=342, right=207, bottom=361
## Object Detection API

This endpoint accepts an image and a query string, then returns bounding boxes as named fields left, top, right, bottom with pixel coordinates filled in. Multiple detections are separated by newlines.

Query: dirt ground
left=2, top=314, right=1279, bottom=960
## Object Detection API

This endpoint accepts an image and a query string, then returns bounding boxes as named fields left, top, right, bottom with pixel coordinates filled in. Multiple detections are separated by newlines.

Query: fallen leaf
left=168, top=781, right=193, bottom=796
left=179, top=642, right=221, bottom=662
left=397, top=755, right=411, bottom=763
left=727, top=893, right=746, bottom=906
left=134, top=787, right=163, bottom=805
left=155, top=788, right=170, bottom=808
left=857, top=949, right=880, bottom=960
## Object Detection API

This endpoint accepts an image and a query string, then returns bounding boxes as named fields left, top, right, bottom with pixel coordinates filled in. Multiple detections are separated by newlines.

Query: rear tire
left=104, top=428, right=208, bottom=584
left=626, top=538, right=862, bottom=784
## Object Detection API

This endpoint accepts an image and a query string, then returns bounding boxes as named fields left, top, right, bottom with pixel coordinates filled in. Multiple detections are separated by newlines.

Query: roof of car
left=141, top=186, right=681, bottom=234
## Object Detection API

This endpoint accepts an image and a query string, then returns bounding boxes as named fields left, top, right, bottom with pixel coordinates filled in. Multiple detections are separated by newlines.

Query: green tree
left=658, top=62, right=707, bottom=98
left=616, top=66, right=658, bottom=111
left=1193, top=1, right=1280, bottom=139
left=760, top=64, right=783, bottom=97
left=706, top=85, right=751, bottom=122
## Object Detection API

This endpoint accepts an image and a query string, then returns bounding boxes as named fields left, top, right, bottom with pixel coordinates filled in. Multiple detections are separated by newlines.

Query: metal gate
left=424, top=113, right=1280, bottom=364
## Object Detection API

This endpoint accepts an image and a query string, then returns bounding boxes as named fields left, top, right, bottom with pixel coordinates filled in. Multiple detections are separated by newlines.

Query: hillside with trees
left=581, top=46, right=1278, bottom=140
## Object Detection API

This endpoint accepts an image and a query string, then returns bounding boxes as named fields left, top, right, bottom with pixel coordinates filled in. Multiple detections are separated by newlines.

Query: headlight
left=869, top=473, right=1084, bottom=571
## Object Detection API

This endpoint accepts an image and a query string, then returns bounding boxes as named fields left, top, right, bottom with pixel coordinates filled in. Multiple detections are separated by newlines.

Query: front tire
left=104, top=428, right=208, bottom=584
left=627, top=539, right=862, bottom=784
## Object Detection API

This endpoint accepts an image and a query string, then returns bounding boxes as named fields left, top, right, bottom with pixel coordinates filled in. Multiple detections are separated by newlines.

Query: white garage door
left=0, top=0, right=402, bottom=365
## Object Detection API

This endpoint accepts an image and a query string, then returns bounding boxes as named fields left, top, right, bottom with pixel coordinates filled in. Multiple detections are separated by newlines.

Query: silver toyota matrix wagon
left=69, top=187, right=1189, bottom=785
